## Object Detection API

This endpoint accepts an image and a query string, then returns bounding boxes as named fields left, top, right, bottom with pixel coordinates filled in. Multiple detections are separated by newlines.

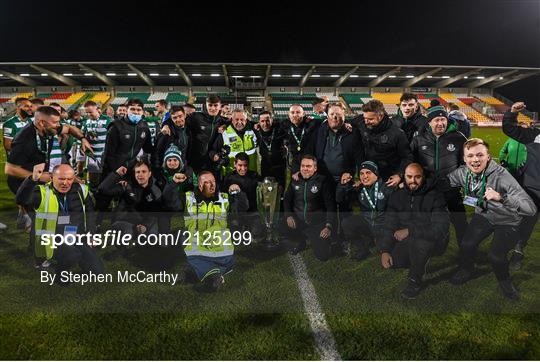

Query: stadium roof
left=0, top=62, right=538, bottom=89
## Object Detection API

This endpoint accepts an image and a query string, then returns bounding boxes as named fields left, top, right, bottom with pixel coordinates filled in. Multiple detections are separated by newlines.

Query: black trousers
left=444, top=188, right=468, bottom=245
left=230, top=212, right=264, bottom=238
left=341, top=214, right=377, bottom=252
left=459, top=214, right=518, bottom=281
left=281, top=220, right=332, bottom=261
left=54, top=244, right=104, bottom=274
left=518, top=212, right=538, bottom=249
left=387, top=236, right=448, bottom=282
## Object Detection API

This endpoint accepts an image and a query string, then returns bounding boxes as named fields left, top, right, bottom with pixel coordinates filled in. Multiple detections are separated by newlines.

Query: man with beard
left=255, top=111, right=287, bottom=188
left=283, top=104, right=322, bottom=175
left=3, top=97, right=33, bottom=154
left=411, top=105, right=468, bottom=245
left=186, top=95, right=227, bottom=173
left=115, top=104, right=128, bottom=120
left=351, top=100, right=413, bottom=187
left=391, top=93, right=429, bottom=143
left=29, top=98, right=45, bottom=116
left=220, top=103, right=232, bottom=120
left=211, top=109, right=258, bottom=177
left=447, top=138, right=536, bottom=300
left=163, top=170, right=248, bottom=292
left=6, top=106, right=92, bottom=194
left=6, top=106, right=92, bottom=232
left=378, top=163, right=449, bottom=299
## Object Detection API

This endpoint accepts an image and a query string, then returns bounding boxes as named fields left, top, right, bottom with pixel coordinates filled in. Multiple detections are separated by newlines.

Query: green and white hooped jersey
left=82, top=115, right=111, bottom=160
left=69, top=118, right=84, bottom=145
left=2, top=115, right=29, bottom=140
left=145, top=116, right=160, bottom=146
left=48, top=120, right=69, bottom=172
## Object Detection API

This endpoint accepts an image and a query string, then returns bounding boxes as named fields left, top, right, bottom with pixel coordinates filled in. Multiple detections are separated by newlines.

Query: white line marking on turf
left=289, top=253, right=342, bottom=361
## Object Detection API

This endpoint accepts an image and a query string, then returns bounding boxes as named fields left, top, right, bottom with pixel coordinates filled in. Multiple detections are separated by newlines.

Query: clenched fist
left=511, top=102, right=526, bottom=113
left=32, top=163, right=46, bottom=182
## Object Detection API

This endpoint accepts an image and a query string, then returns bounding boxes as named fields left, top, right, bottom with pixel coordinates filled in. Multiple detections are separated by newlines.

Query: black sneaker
left=449, top=268, right=473, bottom=285
left=401, top=279, right=422, bottom=299
left=509, top=250, right=525, bottom=271
left=499, top=279, right=520, bottom=300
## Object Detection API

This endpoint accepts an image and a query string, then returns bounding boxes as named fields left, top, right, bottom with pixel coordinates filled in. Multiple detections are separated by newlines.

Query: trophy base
left=260, top=229, right=280, bottom=252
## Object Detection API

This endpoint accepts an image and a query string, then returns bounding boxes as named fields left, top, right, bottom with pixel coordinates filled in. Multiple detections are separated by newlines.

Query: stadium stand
left=166, top=92, right=189, bottom=103
left=0, top=88, right=536, bottom=126
left=9, top=92, right=33, bottom=102
left=270, top=93, right=317, bottom=119
left=416, top=92, right=445, bottom=110
left=340, top=93, right=372, bottom=114
left=474, top=93, right=533, bottom=123
left=89, top=92, right=111, bottom=106
left=439, top=92, right=491, bottom=123
left=315, top=92, right=340, bottom=102
left=371, top=92, right=401, bottom=116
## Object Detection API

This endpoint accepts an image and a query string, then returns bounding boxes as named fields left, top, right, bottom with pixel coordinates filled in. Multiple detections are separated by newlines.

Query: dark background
left=1, top=0, right=538, bottom=109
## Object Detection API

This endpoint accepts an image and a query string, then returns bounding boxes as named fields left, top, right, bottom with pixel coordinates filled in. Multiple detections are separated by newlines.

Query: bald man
left=16, top=163, right=103, bottom=280
left=378, top=163, right=449, bottom=299
left=283, top=104, right=323, bottom=174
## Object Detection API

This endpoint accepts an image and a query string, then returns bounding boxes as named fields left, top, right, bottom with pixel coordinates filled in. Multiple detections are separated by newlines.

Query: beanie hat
left=359, top=160, right=379, bottom=176
left=427, top=105, right=448, bottom=122
left=163, top=144, right=183, bottom=168
left=430, top=99, right=441, bottom=107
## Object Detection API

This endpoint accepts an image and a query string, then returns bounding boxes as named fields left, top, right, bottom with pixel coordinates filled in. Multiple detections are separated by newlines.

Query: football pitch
left=0, top=127, right=539, bottom=360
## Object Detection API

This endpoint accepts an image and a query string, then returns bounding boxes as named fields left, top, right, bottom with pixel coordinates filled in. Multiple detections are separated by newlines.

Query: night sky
left=1, top=0, right=539, bottom=109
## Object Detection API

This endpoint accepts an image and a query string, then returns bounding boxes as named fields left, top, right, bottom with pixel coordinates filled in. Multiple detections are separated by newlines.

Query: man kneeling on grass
left=164, top=171, right=248, bottom=292
left=377, top=163, right=450, bottom=299
left=447, top=138, right=537, bottom=300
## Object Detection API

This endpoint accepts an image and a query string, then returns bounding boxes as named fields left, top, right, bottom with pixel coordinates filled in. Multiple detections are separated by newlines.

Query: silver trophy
left=256, top=177, right=281, bottom=250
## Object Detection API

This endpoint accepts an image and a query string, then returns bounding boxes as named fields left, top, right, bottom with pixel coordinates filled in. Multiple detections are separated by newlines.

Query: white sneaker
left=0, top=222, right=6, bottom=231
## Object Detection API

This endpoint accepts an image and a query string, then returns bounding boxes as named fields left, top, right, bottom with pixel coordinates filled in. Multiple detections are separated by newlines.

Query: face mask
left=128, top=113, right=142, bottom=124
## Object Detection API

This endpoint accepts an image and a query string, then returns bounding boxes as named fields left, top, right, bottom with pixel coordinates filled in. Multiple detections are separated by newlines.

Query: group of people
left=2, top=92, right=538, bottom=298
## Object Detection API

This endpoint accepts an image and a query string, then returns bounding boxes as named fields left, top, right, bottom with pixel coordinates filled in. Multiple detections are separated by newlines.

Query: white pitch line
left=288, top=253, right=342, bottom=361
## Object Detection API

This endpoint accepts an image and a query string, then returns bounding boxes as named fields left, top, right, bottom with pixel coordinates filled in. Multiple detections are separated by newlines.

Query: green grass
left=0, top=127, right=539, bottom=359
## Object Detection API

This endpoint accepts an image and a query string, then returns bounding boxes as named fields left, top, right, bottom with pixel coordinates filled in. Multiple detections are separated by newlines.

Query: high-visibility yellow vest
left=34, top=184, right=89, bottom=259
left=183, top=191, right=233, bottom=258
left=222, top=125, right=258, bottom=175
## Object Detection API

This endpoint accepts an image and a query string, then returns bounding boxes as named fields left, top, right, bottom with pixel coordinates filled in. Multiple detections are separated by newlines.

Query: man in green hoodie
left=499, top=120, right=529, bottom=177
